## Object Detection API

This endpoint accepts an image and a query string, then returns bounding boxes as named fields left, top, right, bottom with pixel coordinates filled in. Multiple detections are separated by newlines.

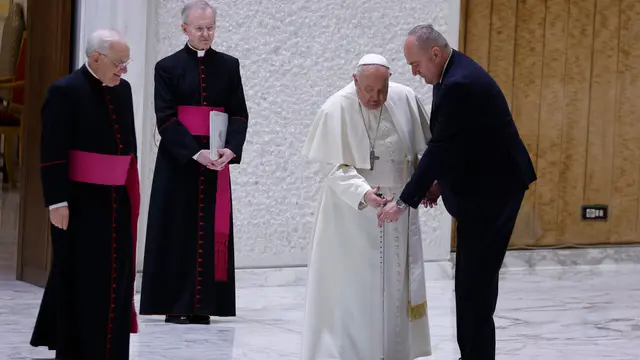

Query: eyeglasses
left=97, top=52, right=132, bottom=70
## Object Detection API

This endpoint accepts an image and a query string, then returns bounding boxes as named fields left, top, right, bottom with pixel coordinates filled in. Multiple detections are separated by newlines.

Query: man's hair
left=181, top=0, right=217, bottom=24
left=354, top=64, right=391, bottom=79
left=407, top=24, right=449, bottom=51
left=85, top=29, right=124, bottom=58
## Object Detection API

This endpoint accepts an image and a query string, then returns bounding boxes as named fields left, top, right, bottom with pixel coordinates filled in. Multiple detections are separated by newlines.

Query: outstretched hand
left=377, top=202, right=404, bottom=227
left=364, top=186, right=390, bottom=208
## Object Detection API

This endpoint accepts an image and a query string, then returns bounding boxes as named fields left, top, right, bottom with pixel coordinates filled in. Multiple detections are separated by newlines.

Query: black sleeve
left=399, top=82, right=473, bottom=208
left=224, top=58, right=249, bottom=164
left=154, top=61, right=200, bottom=163
left=125, top=81, right=138, bottom=161
left=40, top=83, right=72, bottom=207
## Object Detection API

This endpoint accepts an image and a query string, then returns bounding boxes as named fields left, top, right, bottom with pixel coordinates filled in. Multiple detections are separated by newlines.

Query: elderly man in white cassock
left=301, top=53, right=433, bottom=360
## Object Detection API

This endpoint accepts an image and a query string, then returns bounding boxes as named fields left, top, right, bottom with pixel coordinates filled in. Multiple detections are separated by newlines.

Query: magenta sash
left=177, top=105, right=232, bottom=282
left=68, top=150, right=140, bottom=333
left=177, top=105, right=223, bottom=136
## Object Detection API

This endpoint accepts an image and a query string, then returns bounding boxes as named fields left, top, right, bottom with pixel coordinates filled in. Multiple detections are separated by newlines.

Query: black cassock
left=30, top=65, right=140, bottom=360
left=140, top=44, right=248, bottom=318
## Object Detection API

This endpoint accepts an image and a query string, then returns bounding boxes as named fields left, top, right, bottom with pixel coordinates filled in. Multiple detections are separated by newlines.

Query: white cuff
left=49, top=202, right=68, bottom=210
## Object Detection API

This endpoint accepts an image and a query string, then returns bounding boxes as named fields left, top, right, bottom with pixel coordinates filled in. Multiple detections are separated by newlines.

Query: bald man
left=30, top=29, right=139, bottom=359
left=301, top=54, right=433, bottom=360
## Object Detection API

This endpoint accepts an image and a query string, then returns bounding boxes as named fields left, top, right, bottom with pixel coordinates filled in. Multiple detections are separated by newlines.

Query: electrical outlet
left=581, top=205, right=608, bottom=221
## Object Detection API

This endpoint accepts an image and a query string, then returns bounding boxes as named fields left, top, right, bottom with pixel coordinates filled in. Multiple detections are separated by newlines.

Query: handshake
left=364, top=181, right=441, bottom=209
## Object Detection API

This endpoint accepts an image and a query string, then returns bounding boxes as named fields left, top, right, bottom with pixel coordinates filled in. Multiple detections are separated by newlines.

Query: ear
left=181, top=23, right=189, bottom=36
left=88, top=52, right=100, bottom=65
left=352, top=74, right=358, bottom=85
left=432, top=46, right=441, bottom=59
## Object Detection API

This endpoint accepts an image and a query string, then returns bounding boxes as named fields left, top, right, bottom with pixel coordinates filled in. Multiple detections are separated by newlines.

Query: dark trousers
left=454, top=190, right=525, bottom=360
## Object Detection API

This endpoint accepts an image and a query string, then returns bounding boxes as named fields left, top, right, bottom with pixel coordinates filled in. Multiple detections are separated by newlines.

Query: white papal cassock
left=301, top=80, right=433, bottom=360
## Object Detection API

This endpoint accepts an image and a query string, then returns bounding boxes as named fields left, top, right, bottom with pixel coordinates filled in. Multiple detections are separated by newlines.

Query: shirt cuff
left=49, top=202, right=68, bottom=210
left=193, top=150, right=201, bottom=160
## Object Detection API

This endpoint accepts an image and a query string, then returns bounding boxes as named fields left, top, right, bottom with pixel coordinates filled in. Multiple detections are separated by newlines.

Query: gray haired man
left=140, top=0, right=249, bottom=325
left=30, top=28, right=139, bottom=360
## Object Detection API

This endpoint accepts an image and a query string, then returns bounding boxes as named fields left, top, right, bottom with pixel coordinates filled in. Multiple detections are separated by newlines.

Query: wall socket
left=581, top=205, right=608, bottom=221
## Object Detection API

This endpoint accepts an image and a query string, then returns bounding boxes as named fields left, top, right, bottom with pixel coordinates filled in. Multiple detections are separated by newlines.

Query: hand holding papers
left=209, top=110, right=234, bottom=170
left=209, top=110, right=228, bottom=160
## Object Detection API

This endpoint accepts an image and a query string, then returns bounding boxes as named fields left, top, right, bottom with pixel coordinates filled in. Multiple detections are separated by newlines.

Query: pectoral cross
left=369, top=149, right=380, bottom=171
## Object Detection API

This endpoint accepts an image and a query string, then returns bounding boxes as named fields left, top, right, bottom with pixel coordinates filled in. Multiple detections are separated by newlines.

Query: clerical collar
left=186, top=42, right=210, bottom=58
left=85, top=62, right=106, bottom=86
left=438, top=49, right=453, bottom=83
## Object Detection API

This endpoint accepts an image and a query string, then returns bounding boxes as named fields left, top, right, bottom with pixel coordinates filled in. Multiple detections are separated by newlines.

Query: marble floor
left=2, top=188, right=640, bottom=359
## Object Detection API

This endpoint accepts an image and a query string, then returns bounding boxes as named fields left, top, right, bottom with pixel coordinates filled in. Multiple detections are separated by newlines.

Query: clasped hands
left=373, top=181, right=441, bottom=227
left=196, top=148, right=235, bottom=170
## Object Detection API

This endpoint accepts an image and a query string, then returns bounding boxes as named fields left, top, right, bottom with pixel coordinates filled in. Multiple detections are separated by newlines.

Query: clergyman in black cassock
left=378, top=25, right=537, bottom=360
left=30, top=30, right=139, bottom=360
left=140, top=2, right=249, bottom=326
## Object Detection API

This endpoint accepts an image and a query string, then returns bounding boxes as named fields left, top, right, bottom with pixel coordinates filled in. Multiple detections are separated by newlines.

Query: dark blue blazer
left=399, top=50, right=537, bottom=220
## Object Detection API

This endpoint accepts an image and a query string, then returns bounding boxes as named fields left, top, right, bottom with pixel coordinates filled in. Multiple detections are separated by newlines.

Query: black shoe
left=165, top=315, right=190, bottom=324
left=189, top=314, right=211, bottom=325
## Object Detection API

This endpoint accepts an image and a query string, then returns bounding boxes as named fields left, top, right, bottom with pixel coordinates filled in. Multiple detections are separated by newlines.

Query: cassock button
left=203, top=102, right=208, bottom=105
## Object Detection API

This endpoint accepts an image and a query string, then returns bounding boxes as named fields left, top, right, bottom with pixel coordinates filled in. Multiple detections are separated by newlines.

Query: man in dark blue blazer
left=378, top=24, right=537, bottom=360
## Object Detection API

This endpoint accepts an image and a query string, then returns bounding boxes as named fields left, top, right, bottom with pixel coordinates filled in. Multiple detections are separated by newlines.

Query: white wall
left=76, top=0, right=460, bottom=271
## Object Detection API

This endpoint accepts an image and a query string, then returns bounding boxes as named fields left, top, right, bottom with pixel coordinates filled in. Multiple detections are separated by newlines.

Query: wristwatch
left=396, top=198, right=408, bottom=211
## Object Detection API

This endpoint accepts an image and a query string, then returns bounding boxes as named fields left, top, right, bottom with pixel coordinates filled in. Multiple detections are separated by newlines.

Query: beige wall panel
left=488, top=0, right=517, bottom=105
left=510, top=0, right=547, bottom=246
left=557, top=0, right=596, bottom=242
left=464, top=0, right=493, bottom=69
left=582, top=0, right=620, bottom=243
left=610, top=0, right=640, bottom=242
left=534, top=0, right=570, bottom=245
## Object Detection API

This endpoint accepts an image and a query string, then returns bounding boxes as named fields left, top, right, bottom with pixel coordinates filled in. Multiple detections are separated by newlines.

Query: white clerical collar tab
left=357, top=53, right=389, bottom=68
left=187, top=42, right=209, bottom=58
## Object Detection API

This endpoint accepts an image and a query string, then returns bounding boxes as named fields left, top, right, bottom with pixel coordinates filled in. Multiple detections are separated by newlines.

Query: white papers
left=209, top=110, right=228, bottom=160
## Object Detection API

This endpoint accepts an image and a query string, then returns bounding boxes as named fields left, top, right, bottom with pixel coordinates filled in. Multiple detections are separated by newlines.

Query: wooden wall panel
left=534, top=0, right=569, bottom=245
left=611, top=0, right=640, bottom=242
left=583, top=0, right=620, bottom=243
left=556, top=0, right=596, bottom=242
left=17, top=0, right=73, bottom=286
left=510, top=0, right=546, bottom=245
left=488, top=0, right=517, bottom=103
left=464, top=0, right=492, bottom=68
left=459, top=0, right=640, bottom=247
